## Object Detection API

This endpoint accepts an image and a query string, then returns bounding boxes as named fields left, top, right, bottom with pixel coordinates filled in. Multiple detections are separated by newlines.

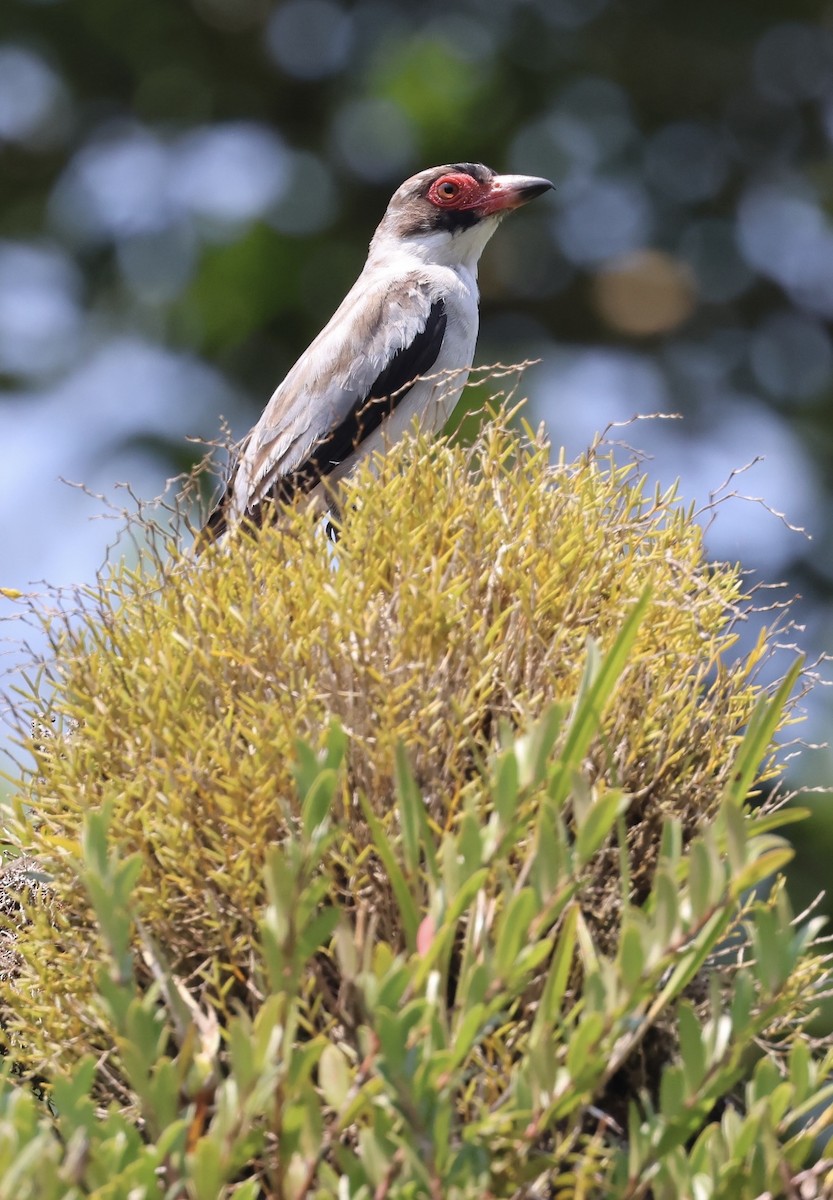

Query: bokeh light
left=168, top=123, right=292, bottom=229
left=0, top=44, right=69, bottom=147
left=750, top=311, right=833, bottom=402
left=678, top=219, right=753, bottom=305
left=330, top=98, right=416, bottom=183
left=644, top=121, right=729, bottom=204
left=556, top=176, right=652, bottom=265
left=264, top=0, right=352, bottom=80
left=50, top=125, right=174, bottom=242
left=0, top=242, right=82, bottom=378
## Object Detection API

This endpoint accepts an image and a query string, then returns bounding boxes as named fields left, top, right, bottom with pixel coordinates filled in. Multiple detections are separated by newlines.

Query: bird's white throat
left=369, top=213, right=505, bottom=277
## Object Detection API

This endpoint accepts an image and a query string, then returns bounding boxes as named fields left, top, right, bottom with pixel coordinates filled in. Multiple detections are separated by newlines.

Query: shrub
left=1, top=406, right=830, bottom=1198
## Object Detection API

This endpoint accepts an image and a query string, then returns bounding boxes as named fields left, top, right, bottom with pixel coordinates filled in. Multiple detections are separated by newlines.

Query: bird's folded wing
left=226, top=274, right=448, bottom=522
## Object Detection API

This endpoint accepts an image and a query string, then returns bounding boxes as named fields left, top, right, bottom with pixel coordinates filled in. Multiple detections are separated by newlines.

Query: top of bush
left=0, top=402, right=825, bottom=1198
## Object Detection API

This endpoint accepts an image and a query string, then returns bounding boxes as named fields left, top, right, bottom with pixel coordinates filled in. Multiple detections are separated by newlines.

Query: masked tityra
left=201, top=162, right=553, bottom=543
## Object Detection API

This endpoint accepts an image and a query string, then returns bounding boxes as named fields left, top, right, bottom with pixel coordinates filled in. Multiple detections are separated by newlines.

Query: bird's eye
left=427, top=174, right=476, bottom=209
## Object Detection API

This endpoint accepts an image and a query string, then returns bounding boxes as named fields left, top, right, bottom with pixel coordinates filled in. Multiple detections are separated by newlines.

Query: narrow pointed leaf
left=357, top=791, right=419, bottom=948
left=552, top=586, right=652, bottom=805
left=575, top=789, right=628, bottom=866
left=722, top=657, right=803, bottom=807
left=531, top=903, right=579, bottom=1042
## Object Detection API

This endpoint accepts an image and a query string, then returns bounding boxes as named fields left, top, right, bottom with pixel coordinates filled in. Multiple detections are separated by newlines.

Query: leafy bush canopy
left=1, top=405, right=830, bottom=1197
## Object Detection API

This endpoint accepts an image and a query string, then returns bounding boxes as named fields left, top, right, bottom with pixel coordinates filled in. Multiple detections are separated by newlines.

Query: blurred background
left=1, top=0, right=832, bottom=904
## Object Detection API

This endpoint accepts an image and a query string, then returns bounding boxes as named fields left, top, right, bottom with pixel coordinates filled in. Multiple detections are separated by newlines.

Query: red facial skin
left=427, top=172, right=528, bottom=216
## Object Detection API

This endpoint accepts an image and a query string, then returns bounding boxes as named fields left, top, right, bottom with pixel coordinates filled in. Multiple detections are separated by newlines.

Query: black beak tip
left=522, top=178, right=555, bottom=201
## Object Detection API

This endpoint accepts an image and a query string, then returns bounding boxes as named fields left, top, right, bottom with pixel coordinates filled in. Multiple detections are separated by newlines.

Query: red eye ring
left=427, top=173, right=480, bottom=209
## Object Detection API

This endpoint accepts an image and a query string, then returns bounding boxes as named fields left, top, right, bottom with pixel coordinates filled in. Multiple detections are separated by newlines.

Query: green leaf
left=678, top=1002, right=706, bottom=1091
left=375, top=1004, right=423, bottom=1076
left=357, top=1124, right=390, bottom=1189
left=652, top=867, right=680, bottom=950
left=492, top=747, right=520, bottom=825
left=412, top=867, right=489, bottom=988
left=286, top=1037, right=325, bottom=1091
left=394, top=742, right=438, bottom=882
left=296, top=905, right=340, bottom=963
left=358, top=790, right=419, bottom=948
left=751, top=904, right=794, bottom=992
left=566, top=1012, right=605, bottom=1083
left=658, top=818, right=682, bottom=869
left=618, top=921, right=645, bottom=993
left=229, top=1183, right=261, bottom=1200
left=52, top=1057, right=97, bottom=1131
left=729, top=968, right=754, bottom=1030
left=319, top=1043, right=351, bottom=1110
left=651, top=908, right=733, bottom=1013
left=531, top=903, right=578, bottom=1043
left=457, top=808, right=486, bottom=876
left=80, top=801, right=112, bottom=878
left=189, top=1137, right=223, bottom=1200
left=731, top=847, right=794, bottom=898
left=227, top=1017, right=256, bottom=1091
left=575, top=789, right=628, bottom=866
left=747, top=805, right=809, bottom=836
left=322, top=720, right=348, bottom=772
left=551, top=586, right=652, bottom=807
left=512, top=937, right=555, bottom=985
left=515, top=704, right=564, bottom=789
left=495, top=888, right=537, bottom=978
left=375, top=963, right=411, bottom=1013
left=659, top=1063, right=686, bottom=1119
left=456, top=960, right=490, bottom=1011
left=530, top=802, right=569, bottom=902
left=722, top=797, right=747, bottom=875
left=292, top=737, right=323, bottom=801
left=721, top=657, right=803, bottom=807
left=301, top=768, right=336, bottom=841
left=448, top=1003, right=487, bottom=1069
left=688, top=838, right=715, bottom=921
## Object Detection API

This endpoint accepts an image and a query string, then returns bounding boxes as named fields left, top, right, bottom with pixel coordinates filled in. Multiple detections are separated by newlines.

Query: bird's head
left=369, top=162, right=554, bottom=270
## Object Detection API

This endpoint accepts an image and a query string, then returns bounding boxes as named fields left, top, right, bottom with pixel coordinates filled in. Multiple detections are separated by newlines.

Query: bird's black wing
left=280, top=298, right=446, bottom=501
left=200, top=281, right=448, bottom=542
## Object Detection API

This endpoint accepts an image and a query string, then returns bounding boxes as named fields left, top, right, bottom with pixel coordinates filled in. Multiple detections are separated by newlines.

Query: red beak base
left=479, top=174, right=554, bottom=215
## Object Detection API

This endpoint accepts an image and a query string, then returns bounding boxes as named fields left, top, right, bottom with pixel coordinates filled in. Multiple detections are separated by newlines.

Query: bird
left=200, top=162, right=553, bottom=545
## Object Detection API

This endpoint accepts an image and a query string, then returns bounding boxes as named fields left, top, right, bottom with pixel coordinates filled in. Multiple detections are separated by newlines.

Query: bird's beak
left=479, top=174, right=554, bottom=215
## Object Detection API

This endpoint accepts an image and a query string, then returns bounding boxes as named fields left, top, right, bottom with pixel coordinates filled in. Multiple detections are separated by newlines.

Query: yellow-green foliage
left=5, top=412, right=787, bottom=1081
